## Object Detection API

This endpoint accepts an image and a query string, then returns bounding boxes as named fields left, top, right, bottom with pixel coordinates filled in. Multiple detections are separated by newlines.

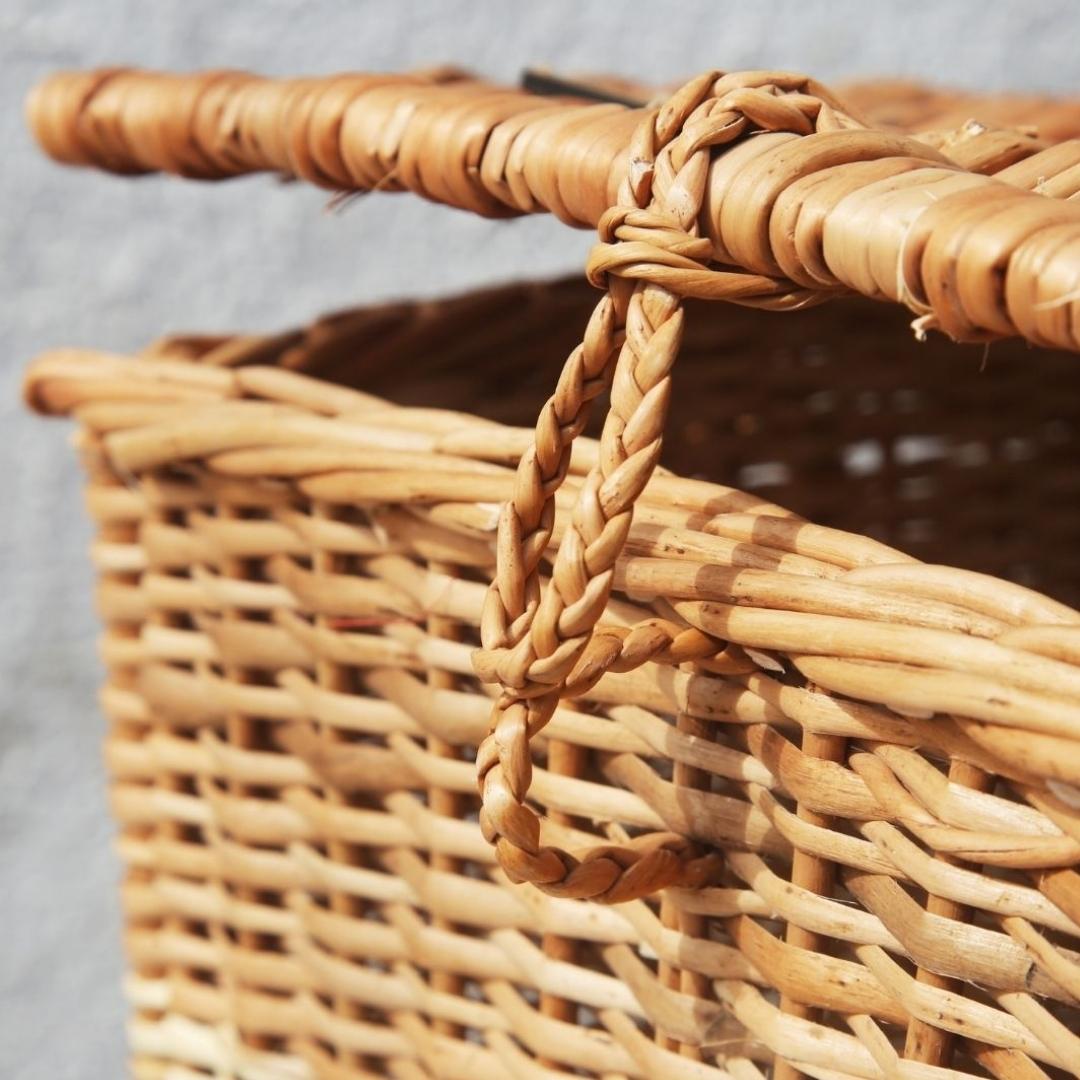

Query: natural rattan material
left=23, top=64, right=1080, bottom=1080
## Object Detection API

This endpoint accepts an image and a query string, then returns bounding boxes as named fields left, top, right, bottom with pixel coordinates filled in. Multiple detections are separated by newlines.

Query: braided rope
left=474, top=72, right=859, bottom=903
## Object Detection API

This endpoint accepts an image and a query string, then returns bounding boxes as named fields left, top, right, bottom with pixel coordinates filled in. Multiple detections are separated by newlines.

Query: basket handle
left=26, top=66, right=1080, bottom=351
left=471, top=72, right=872, bottom=903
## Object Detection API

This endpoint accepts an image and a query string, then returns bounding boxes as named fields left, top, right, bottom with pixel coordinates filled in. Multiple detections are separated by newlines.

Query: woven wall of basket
left=23, top=65, right=1080, bottom=1080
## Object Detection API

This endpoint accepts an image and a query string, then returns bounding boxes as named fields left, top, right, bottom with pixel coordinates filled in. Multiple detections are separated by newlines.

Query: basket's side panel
left=84, top=438, right=304, bottom=1075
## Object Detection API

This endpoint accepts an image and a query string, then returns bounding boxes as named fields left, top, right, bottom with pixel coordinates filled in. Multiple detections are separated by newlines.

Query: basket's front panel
left=39, top=298, right=1080, bottom=1080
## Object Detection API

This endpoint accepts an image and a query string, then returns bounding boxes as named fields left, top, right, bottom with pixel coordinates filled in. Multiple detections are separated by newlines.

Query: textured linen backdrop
left=2, top=1, right=1077, bottom=1075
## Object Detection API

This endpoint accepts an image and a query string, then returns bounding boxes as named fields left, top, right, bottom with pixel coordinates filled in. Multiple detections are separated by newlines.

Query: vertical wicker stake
left=217, top=500, right=277, bottom=1060
left=91, top=448, right=159, bottom=1067
left=772, top=729, right=847, bottom=1080
left=659, top=709, right=714, bottom=1059
left=145, top=490, right=187, bottom=1057
left=902, top=759, right=991, bottom=1069
left=537, top=737, right=587, bottom=1063
left=425, top=559, right=465, bottom=1040
left=312, top=501, right=370, bottom=1074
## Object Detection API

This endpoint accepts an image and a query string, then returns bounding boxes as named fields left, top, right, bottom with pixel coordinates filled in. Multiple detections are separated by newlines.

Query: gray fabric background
left=2, top=2, right=1077, bottom=1076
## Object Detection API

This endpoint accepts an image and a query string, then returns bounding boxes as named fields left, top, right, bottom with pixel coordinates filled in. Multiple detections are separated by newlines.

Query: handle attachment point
left=474, top=71, right=859, bottom=902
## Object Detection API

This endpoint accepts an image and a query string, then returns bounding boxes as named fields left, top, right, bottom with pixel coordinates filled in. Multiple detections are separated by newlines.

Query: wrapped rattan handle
left=472, top=72, right=875, bottom=902
left=27, top=66, right=1080, bottom=351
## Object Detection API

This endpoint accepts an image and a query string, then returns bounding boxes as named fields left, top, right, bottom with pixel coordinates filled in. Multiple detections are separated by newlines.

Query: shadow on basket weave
left=22, top=66, right=1080, bottom=1079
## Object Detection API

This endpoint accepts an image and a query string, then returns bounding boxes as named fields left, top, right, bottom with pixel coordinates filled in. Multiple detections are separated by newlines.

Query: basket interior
left=167, top=276, right=1079, bottom=608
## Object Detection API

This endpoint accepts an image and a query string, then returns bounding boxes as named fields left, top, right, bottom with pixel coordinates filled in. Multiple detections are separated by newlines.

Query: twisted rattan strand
left=472, top=73, right=864, bottom=901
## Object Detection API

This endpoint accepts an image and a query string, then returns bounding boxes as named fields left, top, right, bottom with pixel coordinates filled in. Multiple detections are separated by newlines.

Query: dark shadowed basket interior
left=178, top=280, right=1079, bottom=606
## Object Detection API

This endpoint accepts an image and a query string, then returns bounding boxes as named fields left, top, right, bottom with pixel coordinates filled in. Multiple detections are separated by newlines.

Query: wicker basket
left=23, top=66, right=1080, bottom=1080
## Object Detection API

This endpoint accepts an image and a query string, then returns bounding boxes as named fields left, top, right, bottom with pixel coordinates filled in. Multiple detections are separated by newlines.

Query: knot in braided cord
left=584, top=71, right=863, bottom=307
left=473, top=70, right=855, bottom=904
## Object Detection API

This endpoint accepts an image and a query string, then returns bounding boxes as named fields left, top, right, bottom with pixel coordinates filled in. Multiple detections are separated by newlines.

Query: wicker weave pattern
left=23, top=64, right=1080, bottom=1080
left=26, top=320, right=1080, bottom=1078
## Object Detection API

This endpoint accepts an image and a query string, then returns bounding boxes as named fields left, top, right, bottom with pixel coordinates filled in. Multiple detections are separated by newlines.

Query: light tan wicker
left=23, top=66, right=1080, bottom=1080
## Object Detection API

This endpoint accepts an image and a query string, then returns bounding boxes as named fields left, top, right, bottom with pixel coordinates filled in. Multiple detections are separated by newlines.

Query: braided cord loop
left=473, top=71, right=859, bottom=902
